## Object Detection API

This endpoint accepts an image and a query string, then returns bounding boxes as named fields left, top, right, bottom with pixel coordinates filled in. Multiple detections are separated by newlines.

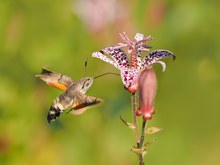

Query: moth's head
left=79, top=77, right=94, bottom=94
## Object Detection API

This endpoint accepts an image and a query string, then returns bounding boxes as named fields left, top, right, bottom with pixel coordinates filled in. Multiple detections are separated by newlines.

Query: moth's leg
left=65, top=108, right=73, bottom=114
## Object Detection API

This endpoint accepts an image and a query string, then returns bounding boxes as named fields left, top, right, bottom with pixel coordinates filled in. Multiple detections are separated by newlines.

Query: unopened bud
left=135, top=108, right=142, bottom=116
left=138, top=67, right=157, bottom=120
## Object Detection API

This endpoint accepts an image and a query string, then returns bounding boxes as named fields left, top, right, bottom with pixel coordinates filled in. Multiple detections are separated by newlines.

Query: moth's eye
left=82, top=79, right=92, bottom=89
left=85, top=82, right=90, bottom=87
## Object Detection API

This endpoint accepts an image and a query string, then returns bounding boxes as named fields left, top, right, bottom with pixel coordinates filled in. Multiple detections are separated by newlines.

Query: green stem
left=131, top=93, right=140, bottom=146
left=139, top=120, right=147, bottom=165
left=131, top=93, right=148, bottom=165
left=140, top=120, right=147, bottom=146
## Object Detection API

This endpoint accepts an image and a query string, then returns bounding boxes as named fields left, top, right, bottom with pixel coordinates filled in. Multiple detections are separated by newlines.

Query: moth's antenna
left=94, top=72, right=120, bottom=79
left=84, top=57, right=88, bottom=77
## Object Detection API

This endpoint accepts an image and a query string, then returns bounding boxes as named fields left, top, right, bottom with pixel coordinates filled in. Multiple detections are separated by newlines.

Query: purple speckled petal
left=136, top=48, right=143, bottom=69
left=142, top=50, right=175, bottom=69
left=120, top=68, right=140, bottom=89
left=102, top=46, right=129, bottom=69
left=92, top=51, right=119, bottom=69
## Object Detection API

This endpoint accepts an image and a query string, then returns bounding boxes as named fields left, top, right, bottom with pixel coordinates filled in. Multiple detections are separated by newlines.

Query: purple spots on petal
left=121, top=68, right=140, bottom=88
left=92, top=51, right=119, bottom=69
left=101, top=46, right=129, bottom=69
left=142, top=49, right=175, bottom=69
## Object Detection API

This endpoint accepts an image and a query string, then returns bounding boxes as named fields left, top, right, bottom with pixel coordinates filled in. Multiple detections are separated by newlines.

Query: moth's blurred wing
left=70, top=93, right=103, bottom=115
left=35, top=68, right=75, bottom=91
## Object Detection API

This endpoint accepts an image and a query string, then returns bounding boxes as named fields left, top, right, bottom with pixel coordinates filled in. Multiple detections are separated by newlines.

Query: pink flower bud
left=127, top=81, right=138, bottom=93
left=137, top=67, right=157, bottom=120
left=135, top=108, right=142, bottom=116
left=143, top=113, right=153, bottom=120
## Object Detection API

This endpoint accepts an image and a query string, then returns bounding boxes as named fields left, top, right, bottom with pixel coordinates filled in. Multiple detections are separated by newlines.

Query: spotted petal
left=92, top=51, right=119, bottom=69
left=101, top=46, right=129, bottom=69
left=142, top=50, right=175, bottom=70
left=120, top=68, right=140, bottom=89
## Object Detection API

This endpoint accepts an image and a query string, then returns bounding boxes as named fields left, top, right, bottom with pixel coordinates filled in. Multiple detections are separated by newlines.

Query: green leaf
left=144, top=139, right=156, bottom=148
left=120, top=116, right=135, bottom=129
left=146, top=126, right=163, bottom=135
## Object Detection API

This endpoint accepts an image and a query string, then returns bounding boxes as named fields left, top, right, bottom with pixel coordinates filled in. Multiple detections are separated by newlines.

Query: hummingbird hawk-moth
left=36, top=68, right=103, bottom=123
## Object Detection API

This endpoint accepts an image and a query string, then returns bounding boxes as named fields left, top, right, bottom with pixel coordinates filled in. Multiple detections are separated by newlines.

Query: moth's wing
left=35, top=68, right=75, bottom=91
left=70, top=92, right=103, bottom=115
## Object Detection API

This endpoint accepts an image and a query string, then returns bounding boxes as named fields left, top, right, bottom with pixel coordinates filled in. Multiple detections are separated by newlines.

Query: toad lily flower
left=92, top=32, right=175, bottom=93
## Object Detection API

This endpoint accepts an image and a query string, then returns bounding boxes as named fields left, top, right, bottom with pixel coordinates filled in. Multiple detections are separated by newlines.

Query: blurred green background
left=0, top=0, right=220, bottom=165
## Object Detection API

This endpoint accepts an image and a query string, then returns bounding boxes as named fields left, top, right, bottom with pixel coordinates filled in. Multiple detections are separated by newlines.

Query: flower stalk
left=139, top=120, right=147, bottom=165
left=131, top=92, right=140, bottom=145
